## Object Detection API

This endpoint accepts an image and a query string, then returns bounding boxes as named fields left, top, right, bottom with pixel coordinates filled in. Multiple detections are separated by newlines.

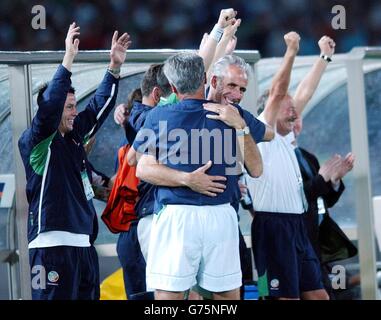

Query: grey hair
left=211, top=54, right=251, bottom=80
left=163, top=52, right=205, bottom=95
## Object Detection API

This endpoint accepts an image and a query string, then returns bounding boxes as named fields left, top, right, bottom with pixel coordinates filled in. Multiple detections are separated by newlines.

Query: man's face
left=276, top=95, right=297, bottom=136
left=58, top=93, right=78, bottom=135
left=214, top=65, right=248, bottom=105
left=293, top=116, right=303, bottom=137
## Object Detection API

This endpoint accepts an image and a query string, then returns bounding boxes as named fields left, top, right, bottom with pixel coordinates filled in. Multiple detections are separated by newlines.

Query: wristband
left=107, top=66, right=121, bottom=76
left=320, top=54, right=332, bottom=63
left=210, top=24, right=224, bottom=42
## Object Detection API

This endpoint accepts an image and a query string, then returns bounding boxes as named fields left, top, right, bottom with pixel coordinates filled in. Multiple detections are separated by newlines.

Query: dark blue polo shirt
left=133, top=98, right=263, bottom=211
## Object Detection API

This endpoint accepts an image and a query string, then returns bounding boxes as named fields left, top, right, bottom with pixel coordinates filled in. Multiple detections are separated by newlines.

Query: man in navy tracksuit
left=18, top=23, right=131, bottom=300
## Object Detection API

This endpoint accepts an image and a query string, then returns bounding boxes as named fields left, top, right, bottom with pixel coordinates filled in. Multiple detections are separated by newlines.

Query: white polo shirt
left=247, top=114, right=306, bottom=214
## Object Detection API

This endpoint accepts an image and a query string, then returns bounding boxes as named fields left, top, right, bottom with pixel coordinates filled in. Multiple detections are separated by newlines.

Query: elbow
left=247, top=163, right=263, bottom=179
left=135, top=162, right=144, bottom=180
left=126, top=147, right=137, bottom=167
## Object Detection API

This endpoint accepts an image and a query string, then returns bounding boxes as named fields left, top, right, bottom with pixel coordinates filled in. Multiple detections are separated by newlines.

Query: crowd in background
left=1, top=0, right=380, bottom=56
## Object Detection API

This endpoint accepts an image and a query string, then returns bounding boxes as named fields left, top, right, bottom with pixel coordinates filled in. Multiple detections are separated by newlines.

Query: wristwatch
left=236, top=126, right=250, bottom=136
left=107, top=66, right=121, bottom=76
left=320, top=54, right=332, bottom=63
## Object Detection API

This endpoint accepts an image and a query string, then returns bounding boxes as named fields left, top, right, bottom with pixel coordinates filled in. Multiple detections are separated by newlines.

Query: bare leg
left=301, top=289, right=329, bottom=300
left=213, top=288, right=240, bottom=300
left=155, top=290, right=185, bottom=300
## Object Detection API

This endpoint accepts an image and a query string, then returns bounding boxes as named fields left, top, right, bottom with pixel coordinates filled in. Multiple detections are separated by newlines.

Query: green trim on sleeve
left=29, top=132, right=56, bottom=175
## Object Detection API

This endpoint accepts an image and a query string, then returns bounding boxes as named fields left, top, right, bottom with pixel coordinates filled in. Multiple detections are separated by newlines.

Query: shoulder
left=299, top=147, right=319, bottom=164
left=299, top=147, right=316, bottom=159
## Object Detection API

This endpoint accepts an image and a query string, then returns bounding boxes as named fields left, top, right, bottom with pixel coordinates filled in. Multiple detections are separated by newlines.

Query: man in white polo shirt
left=247, top=32, right=331, bottom=300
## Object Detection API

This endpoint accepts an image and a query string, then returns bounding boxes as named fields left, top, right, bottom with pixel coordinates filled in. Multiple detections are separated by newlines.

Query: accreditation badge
left=81, top=170, right=95, bottom=201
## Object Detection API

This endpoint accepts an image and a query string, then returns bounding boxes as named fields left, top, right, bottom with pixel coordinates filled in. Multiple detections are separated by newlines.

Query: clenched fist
left=318, top=35, right=336, bottom=58
left=284, top=31, right=300, bottom=55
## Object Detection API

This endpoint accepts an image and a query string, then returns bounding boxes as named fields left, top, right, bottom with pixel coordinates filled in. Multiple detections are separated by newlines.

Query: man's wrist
left=234, top=119, right=247, bottom=130
left=180, top=172, right=190, bottom=187
left=320, top=53, right=332, bottom=63
left=107, top=65, right=121, bottom=77
left=210, top=24, right=224, bottom=42
left=285, top=48, right=298, bottom=58
left=236, top=126, right=250, bottom=136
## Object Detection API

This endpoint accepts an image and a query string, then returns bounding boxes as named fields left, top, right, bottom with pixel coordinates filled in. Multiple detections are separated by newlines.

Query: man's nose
left=232, top=88, right=242, bottom=100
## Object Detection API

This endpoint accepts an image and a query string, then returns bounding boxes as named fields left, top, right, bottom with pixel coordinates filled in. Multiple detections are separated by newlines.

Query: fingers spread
left=112, top=31, right=118, bottom=45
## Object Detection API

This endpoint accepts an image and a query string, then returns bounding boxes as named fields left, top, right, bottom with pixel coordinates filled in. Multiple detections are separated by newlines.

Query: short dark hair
left=37, top=82, right=75, bottom=103
left=141, top=63, right=171, bottom=97
left=126, top=88, right=143, bottom=112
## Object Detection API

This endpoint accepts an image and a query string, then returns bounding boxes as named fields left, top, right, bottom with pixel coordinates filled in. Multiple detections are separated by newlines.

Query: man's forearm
left=136, top=162, right=188, bottom=187
left=270, top=50, right=296, bottom=98
left=199, top=36, right=218, bottom=74
left=293, top=58, right=328, bottom=115
left=263, top=49, right=296, bottom=127
left=62, top=53, right=75, bottom=72
left=238, top=134, right=263, bottom=178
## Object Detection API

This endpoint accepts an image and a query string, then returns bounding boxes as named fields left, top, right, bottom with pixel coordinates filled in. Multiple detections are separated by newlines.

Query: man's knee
left=213, top=288, right=240, bottom=300
left=155, top=289, right=186, bottom=300
left=301, top=289, right=330, bottom=300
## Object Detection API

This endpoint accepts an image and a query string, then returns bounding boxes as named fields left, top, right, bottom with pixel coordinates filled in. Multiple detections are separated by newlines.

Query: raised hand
left=65, top=22, right=80, bottom=56
left=318, top=35, right=336, bottom=58
left=217, top=8, right=237, bottom=28
left=63, top=22, right=80, bottom=70
left=222, top=19, right=241, bottom=55
left=109, top=31, right=132, bottom=69
left=284, top=31, right=300, bottom=55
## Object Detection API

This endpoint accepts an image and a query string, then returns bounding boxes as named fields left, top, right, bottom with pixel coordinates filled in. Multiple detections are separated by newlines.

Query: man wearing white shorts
left=134, top=52, right=262, bottom=299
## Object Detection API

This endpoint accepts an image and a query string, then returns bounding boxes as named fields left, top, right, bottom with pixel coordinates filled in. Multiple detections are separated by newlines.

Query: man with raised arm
left=287, top=36, right=356, bottom=298
left=18, top=23, right=131, bottom=300
left=247, top=32, right=330, bottom=300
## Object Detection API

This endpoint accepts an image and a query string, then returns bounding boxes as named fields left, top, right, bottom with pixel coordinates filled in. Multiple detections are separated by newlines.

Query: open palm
left=110, top=31, right=132, bottom=66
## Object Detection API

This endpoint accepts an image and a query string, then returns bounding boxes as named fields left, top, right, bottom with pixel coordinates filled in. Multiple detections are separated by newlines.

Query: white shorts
left=146, top=203, right=242, bottom=293
left=137, top=214, right=154, bottom=261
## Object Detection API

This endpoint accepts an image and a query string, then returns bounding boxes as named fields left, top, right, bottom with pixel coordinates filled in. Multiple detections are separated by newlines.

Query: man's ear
left=211, top=75, right=218, bottom=89
left=152, top=87, right=161, bottom=103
